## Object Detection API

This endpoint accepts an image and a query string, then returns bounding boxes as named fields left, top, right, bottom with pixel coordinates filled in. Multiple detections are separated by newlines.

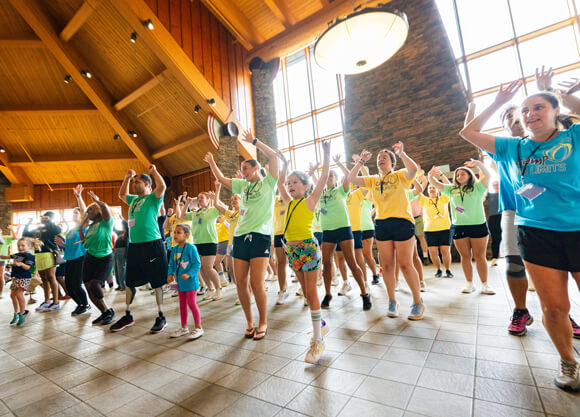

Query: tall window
left=273, top=47, right=346, bottom=172
left=436, top=0, right=580, bottom=132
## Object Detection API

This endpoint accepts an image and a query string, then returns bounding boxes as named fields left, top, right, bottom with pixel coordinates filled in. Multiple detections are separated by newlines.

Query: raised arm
left=410, top=178, right=424, bottom=196
left=332, top=155, right=351, bottom=191
left=211, top=180, right=229, bottom=214
left=276, top=150, right=291, bottom=204
left=119, top=169, right=135, bottom=205
left=307, top=141, right=331, bottom=211
left=88, top=191, right=111, bottom=222
left=347, top=149, right=371, bottom=187
left=73, top=184, right=87, bottom=217
left=307, top=162, right=320, bottom=185
left=148, top=164, right=166, bottom=199
left=464, top=159, right=491, bottom=187
left=204, top=152, right=232, bottom=190
left=393, top=141, right=418, bottom=180
left=537, top=66, right=580, bottom=115
left=240, top=129, right=279, bottom=179
left=460, top=80, right=522, bottom=154
left=428, top=166, right=445, bottom=192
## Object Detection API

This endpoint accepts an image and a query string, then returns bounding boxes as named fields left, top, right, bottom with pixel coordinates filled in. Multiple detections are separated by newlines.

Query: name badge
left=280, top=210, right=285, bottom=215
left=320, top=208, right=327, bottom=215
left=197, top=218, right=202, bottom=224
left=128, top=219, right=135, bottom=227
left=516, top=184, right=545, bottom=201
left=455, top=206, right=465, bottom=213
left=240, top=209, right=246, bottom=216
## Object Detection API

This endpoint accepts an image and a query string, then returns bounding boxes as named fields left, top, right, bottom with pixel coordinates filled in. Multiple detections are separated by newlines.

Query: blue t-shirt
left=494, top=124, right=580, bottom=231
left=11, top=252, right=35, bottom=278
left=168, top=243, right=201, bottom=292
left=486, top=151, right=516, bottom=212
left=64, top=228, right=87, bottom=261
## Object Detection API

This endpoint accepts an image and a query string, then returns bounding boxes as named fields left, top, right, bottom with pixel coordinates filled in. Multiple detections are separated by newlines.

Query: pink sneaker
left=570, top=316, right=580, bottom=340
left=508, top=309, right=533, bottom=336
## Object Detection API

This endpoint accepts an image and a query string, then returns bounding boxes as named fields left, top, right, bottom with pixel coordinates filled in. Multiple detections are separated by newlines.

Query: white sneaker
left=305, top=338, right=325, bottom=364
left=317, top=276, right=323, bottom=287
left=462, top=282, right=475, bottom=293
left=170, top=328, right=190, bottom=338
left=296, top=286, right=304, bottom=296
left=188, top=328, right=204, bottom=340
left=554, top=359, right=580, bottom=392
left=266, top=273, right=277, bottom=282
left=171, top=290, right=179, bottom=298
left=304, top=298, right=309, bottom=307
left=420, top=281, right=426, bottom=292
left=276, top=290, right=289, bottom=305
left=234, top=298, right=241, bottom=305
left=338, top=281, right=352, bottom=296
left=490, top=258, right=498, bottom=267
left=481, top=282, right=496, bottom=295
left=331, top=276, right=339, bottom=286
left=220, top=279, right=229, bottom=287
left=395, top=280, right=401, bottom=292
left=213, top=288, right=223, bottom=300
left=203, top=289, right=215, bottom=300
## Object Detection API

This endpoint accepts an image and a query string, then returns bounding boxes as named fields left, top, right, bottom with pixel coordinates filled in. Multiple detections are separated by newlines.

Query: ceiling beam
left=152, top=133, right=207, bottom=160
left=0, top=105, right=100, bottom=117
left=263, top=0, right=297, bottom=28
left=9, top=153, right=137, bottom=166
left=200, top=0, right=264, bottom=50
left=247, top=0, right=383, bottom=63
left=114, top=68, right=171, bottom=111
left=60, top=0, right=103, bottom=42
left=0, top=38, right=44, bottom=48
left=0, top=150, right=33, bottom=185
left=9, top=0, right=161, bottom=172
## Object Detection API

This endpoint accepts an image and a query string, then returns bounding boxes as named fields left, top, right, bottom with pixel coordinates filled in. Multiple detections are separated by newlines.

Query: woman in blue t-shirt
left=460, top=81, right=580, bottom=392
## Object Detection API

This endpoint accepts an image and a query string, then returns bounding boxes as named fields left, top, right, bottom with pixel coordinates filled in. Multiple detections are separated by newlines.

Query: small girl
left=1, top=238, right=35, bottom=326
left=167, top=224, right=203, bottom=340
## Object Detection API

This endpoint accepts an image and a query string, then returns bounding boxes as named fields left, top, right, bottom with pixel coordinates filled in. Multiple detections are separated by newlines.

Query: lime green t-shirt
left=0, top=236, right=13, bottom=256
left=231, top=173, right=276, bottom=237
left=84, top=217, right=113, bottom=257
left=312, top=206, right=322, bottom=234
left=188, top=207, right=220, bottom=244
left=360, top=200, right=374, bottom=231
left=126, top=193, right=163, bottom=243
left=320, top=185, right=349, bottom=231
left=442, top=182, right=488, bottom=226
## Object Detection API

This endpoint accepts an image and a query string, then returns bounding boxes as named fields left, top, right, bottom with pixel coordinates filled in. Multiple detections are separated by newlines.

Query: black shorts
left=314, top=232, right=323, bottom=246
left=323, top=226, right=354, bottom=245
left=274, top=234, right=286, bottom=248
left=217, top=241, right=228, bottom=256
left=233, top=233, right=271, bottom=261
left=451, top=223, right=489, bottom=240
left=362, top=229, right=375, bottom=240
left=196, top=243, right=217, bottom=257
left=375, top=218, right=415, bottom=242
left=65, top=256, right=84, bottom=283
left=425, top=230, right=452, bottom=247
left=56, top=263, right=66, bottom=277
left=336, top=230, right=363, bottom=251
left=82, top=253, right=114, bottom=283
left=517, top=226, right=580, bottom=272
left=126, top=240, right=168, bottom=289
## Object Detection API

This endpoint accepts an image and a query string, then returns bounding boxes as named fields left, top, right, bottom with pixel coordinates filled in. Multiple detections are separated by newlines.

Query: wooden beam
left=263, top=0, right=297, bottom=28
left=200, top=0, right=264, bottom=50
left=9, top=153, right=137, bottom=166
left=0, top=38, right=44, bottom=48
left=247, top=0, right=383, bottom=63
left=9, top=0, right=160, bottom=172
left=152, top=133, right=207, bottom=159
left=114, top=68, right=171, bottom=111
left=0, top=105, right=99, bottom=117
left=60, top=0, right=103, bottom=42
left=0, top=150, right=33, bottom=185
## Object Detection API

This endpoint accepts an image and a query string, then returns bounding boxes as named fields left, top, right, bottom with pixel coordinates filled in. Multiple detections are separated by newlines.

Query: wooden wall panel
left=172, top=168, right=213, bottom=201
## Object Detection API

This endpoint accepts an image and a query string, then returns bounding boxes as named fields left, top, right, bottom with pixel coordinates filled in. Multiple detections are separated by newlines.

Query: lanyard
left=322, top=188, right=335, bottom=206
left=429, top=197, right=442, bottom=216
left=244, top=181, right=259, bottom=202
left=283, top=198, right=304, bottom=235
left=516, top=128, right=557, bottom=184
left=129, top=196, right=143, bottom=217
left=380, top=174, right=389, bottom=194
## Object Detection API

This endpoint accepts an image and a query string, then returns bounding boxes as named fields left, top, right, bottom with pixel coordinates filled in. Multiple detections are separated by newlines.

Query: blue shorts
left=233, top=233, right=271, bottom=261
left=362, top=229, right=375, bottom=240
left=336, top=230, right=363, bottom=251
left=375, top=218, right=415, bottom=242
left=322, top=226, right=354, bottom=245
left=274, top=234, right=285, bottom=248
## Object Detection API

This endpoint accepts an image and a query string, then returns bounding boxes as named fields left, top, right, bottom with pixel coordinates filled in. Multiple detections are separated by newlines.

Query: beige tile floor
left=1, top=261, right=580, bottom=417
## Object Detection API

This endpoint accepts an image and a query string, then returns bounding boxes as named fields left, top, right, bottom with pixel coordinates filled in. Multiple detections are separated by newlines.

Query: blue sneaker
left=408, top=302, right=425, bottom=320
left=35, top=301, right=51, bottom=312
left=10, top=313, right=19, bottom=325
left=17, top=311, right=29, bottom=326
left=387, top=299, right=399, bottom=318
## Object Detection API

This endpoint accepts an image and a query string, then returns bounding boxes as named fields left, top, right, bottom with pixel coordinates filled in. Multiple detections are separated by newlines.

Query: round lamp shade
left=314, top=8, right=408, bottom=75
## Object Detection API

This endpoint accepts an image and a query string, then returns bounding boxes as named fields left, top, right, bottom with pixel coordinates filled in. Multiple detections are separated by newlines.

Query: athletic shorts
left=274, top=234, right=286, bottom=248
left=414, top=215, right=425, bottom=236
left=82, top=253, right=114, bottom=283
left=501, top=210, right=519, bottom=257
left=287, top=238, right=321, bottom=273
left=451, top=223, right=489, bottom=240
left=323, top=226, right=354, bottom=245
left=56, top=263, right=66, bottom=277
left=362, top=229, right=375, bottom=240
left=126, top=239, right=168, bottom=289
left=233, top=233, right=271, bottom=261
left=314, top=232, right=323, bottom=246
left=375, top=218, right=415, bottom=242
left=424, top=230, right=451, bottom=247
left=196, top=243, right=217, bottom=257
left=336, top=230, right=363, bottom=251
left=227, top=245, right=233, bottom=257
left=517, top=226, right=580, bottom=272
left=217, top=241, right=228, bottom=256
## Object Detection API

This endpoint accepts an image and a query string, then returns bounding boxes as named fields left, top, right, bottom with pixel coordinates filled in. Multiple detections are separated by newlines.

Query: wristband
left=252, top=138, right=258, bottom=145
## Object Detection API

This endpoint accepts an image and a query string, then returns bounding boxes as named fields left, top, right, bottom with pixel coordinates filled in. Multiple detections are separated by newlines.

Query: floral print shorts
left=286, top=238, right=321, bottom=273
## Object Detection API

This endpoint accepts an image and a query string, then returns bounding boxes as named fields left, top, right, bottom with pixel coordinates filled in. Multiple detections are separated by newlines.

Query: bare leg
left=339, top=240, right=367, bottom=295
left=362, top=238, right=378, bottom=275
left=428, top=247, right=441, bottom=270
left=275, top=247, right=287, bottom=292
left=248, top=257, right=269, bottom=332
left=377, top=240, right=396, bottom=300
left=322, top=242, right=337, bottom=295
left=440, top=246, right=452, bottom=270
left=335, top=252, right=348, bottom=282
left=454, top=238, right=473, bottom=282
left=394, top=238, right=422, bottom=303
left=470, top=236, right=489, bottom=283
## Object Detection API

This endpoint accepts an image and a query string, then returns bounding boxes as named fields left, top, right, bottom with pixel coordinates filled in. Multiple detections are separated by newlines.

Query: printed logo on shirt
left=130, top=198, right=146, bottom=215
left=374, top=173, right=399, bottom=194
left=517, top=137, right=572, bottom=175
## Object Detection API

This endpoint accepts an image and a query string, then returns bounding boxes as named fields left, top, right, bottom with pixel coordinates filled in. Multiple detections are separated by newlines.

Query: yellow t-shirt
left=169, top=214, right=194, bottom=246
left=346, top=188, right=365, bottom=231
left=363, top=170, right=414, bottom=222
left=284, top=199, right=314, bottom=241
left=216, top=220, right=229, bottom=243
left=273, top=197, right=286, bottom=236
left=419, top=194, right=451, bottom=232
left=225, top=209, right=239, bottom=246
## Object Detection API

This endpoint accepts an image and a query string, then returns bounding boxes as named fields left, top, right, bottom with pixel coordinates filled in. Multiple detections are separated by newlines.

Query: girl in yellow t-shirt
left=348, top=142, right=424, bottom=321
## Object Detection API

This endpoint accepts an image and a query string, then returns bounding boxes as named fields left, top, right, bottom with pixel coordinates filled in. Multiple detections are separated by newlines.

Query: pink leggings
left=179, top=290, right=201, bottom=327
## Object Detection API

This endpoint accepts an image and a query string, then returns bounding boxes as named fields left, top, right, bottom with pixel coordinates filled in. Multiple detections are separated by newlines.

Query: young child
left=1, top=238, right=35, bottom=326
left=167, top=224, right=203, bottom=340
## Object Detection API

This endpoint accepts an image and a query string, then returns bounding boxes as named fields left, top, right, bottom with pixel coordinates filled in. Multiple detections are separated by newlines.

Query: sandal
left=253, top=327, right=267, bottom=341
left=244, top=327, right=256, bottom=339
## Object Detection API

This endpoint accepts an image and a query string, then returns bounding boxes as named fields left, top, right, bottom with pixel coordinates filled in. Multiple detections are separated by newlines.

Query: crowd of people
left=1, top=66, right=579, bottom=392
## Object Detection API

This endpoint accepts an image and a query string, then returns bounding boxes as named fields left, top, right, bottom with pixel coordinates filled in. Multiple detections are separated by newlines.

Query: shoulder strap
left=283, top=198, right=304, bottom=235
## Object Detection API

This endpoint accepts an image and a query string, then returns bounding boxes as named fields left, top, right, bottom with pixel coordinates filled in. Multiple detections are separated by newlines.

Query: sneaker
left=171, top=290, right=179, bottom=298
left=71, top=305, right=83, bottom=316
left=101, top=309, right=115, bottom=325
left=150, top=313, right=167, bottom=333
left=321, top=294, right=332, bottom=309
left=213, top=288, right=223, bottom=300
left=361, top=293, right=372, bottom=311
left=198, top=286, right=207, bottom=296
left=92, top=311, right=107, bottom=325
left=17, top=311, right=29, bottom=326
left=481, top=282, right=496, bottom=295
left=528, top=286, right=536, bottom=292
left=331, top=276, right=339, bottom=286
left=203, top=289, right=215, bottom=301
left=434, top=269, right=442, bottom=278
left=220, top=278, right=230, bottom=287
left=395, top=280, right=401, bottom=292
left=554, top=359, right=580, bottom=392
left=387, top=299, right=399, bottom=318
left=408, top=301, right=425, bottom=320
left=445, top=270, right=454, bottom=278
left=188, top=328, right=204, bottom=340
left=508, top=309, right=534, bottom=336
left=304, top=298, right=309, bottom=307
left=110, top=312, right=135, bottom=332
left=46, top=303, right=61, bottom=312
left=570, top=316, right=580, bottom=340
left=78, top=305, right=92, bottom=315
left=10, top=313, right=19, bottom=325
left=276, top=290, right=289, bottom=305
left=234, top=298, right=241, bottom=305
left=304, top=338, right=325, bottom=364
left=35, top=301, right=51, bottom=312
left=491, top=258, right=498, bottom=266
left=372, top=274, right=380, bottom=285
left=266, top=273, right=277, bottom=282
left=170, top=327, right=190, bottom=338
left=420, top=281, right=426, bottom=292
left=462, top=282, right=475, bottom=293
left=321, top=319, right=327, bottom=336
left=316, top=276, right=323, bottom=287
left=296, top=286, right=304, bottom=297
left=338, top=281, right=352, bottom=296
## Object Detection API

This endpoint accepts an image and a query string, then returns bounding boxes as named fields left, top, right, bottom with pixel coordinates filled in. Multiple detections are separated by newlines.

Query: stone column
left=0, top=173, right=12, bottom=231
left=217, top=135, right=240, bottom=202
left=250, top=63, right=277, bottom=166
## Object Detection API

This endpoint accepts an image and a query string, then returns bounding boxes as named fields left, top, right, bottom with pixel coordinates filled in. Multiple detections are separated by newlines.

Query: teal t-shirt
left=0, top=236, right=13, bottom=257
left=442, top=182, right=488, bottom=226
left=84, top=217, right=113, bottom=257
left=360, top=200, right=374, bottom=231
left=127, top=193, right=163, bottom=243
left=188, top=207, right=220, bottom=244
left=320, top=185, right=349, bottom=231
left=231, top=173, right=276, bottom=237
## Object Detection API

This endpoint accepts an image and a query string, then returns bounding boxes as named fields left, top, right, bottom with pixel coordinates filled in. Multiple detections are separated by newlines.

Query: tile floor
left=1, top=262, right=580, bottom=417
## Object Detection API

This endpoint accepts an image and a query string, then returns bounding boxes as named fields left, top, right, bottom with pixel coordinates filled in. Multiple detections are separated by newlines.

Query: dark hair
left=523, top=92, right=580, bottom=129
left=288, top=170, right=314, bottom=197
left=135, top=173, right=152, bottom=184
left=378, top=149, right=397, bottom=170
left=500, top=104, right=518, bottom=123
left=242, top=159, right=261, bottom=169
left=452, top=167, right=475, bottom=193
left=175, top=223, right=191, bottom=235
left=42, top=211, right=55, bottom=219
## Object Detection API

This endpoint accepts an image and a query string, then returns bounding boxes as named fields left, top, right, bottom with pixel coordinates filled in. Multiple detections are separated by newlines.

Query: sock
left=423, top=252, right=428, bottom=258
left=311, top=309, right=322, bottom=341
left=218, top=271, right=225, bottom=278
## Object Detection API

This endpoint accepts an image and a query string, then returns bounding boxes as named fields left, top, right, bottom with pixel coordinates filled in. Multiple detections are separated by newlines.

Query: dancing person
left=272, top=193, right=289, bottom=304
left=113, top=216, right=129, bottom=291
left=1, top=238, right=34, bottom=326
left=34, top=212, right=62, bottom=312
left=486, top=180, right=502, bottom=266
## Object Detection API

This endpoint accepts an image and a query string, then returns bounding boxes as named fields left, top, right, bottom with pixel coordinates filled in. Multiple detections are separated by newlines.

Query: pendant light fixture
left=314, top=3, right=409, bottom=75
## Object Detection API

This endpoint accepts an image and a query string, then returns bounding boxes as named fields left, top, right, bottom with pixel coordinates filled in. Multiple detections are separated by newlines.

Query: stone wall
left=0, top=172, right=12, bottom=231
left=250, top=66, right=277, bottom=166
